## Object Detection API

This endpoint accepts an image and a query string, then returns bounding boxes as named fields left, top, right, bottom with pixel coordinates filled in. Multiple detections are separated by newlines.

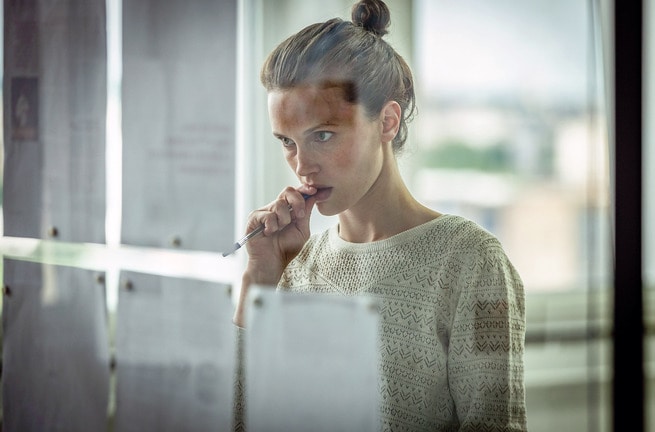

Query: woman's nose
left=294, top=147, right=319, bottom=177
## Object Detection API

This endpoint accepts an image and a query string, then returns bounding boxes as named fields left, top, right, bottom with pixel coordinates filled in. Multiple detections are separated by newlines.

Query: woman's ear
left=380, top=100, right=401, bottom=143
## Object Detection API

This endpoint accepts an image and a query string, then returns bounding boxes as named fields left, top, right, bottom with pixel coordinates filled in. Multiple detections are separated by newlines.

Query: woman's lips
left=313, top=187, right=332, bottom=202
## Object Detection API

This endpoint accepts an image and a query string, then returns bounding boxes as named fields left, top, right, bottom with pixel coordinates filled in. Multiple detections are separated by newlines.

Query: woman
left=234, top=0, right=527, bottom=430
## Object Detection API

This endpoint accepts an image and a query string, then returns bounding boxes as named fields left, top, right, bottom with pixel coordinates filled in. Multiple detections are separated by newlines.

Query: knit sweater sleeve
left=447, top=235, right=527, bottom=432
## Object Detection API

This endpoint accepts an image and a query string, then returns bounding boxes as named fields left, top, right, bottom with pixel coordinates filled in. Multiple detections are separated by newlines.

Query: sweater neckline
left=327, top=214, right=451, bottom=253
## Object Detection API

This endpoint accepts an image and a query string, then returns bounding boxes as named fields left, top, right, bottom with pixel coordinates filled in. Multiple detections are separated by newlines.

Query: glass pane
left=412, top=1, right=612, bottom=430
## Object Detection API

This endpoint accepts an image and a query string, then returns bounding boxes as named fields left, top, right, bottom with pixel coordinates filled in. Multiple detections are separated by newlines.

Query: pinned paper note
left=2, top=260, right=110, bottom=432
left=245, top=287, right=380, bottom=432
left=121, top=0, right=237, bottom=252
left=114, top=272, right=236, bottom=431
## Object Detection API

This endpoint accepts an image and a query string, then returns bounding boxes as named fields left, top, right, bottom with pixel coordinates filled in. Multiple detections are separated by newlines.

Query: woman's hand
left=244, top=186, right=316, bottom=277
left=233, top=185, right=316, bottom=327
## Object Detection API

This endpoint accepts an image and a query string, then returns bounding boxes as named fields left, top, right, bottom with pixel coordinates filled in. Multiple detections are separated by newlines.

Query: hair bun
left=351, top=0, right=390, bottom=37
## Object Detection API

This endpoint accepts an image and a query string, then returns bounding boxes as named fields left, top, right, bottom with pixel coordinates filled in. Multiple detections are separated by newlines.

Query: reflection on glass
left=412, top=1, right=612, bottom=431
left=412, top=0, right=610, bottom=293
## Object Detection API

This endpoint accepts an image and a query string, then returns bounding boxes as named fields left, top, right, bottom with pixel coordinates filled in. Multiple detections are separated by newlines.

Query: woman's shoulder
left=422, top=214, right=499, bottom=250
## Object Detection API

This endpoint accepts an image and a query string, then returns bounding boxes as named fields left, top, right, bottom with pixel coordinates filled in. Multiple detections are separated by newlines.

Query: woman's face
left=268, top=84, right=386, bottom=216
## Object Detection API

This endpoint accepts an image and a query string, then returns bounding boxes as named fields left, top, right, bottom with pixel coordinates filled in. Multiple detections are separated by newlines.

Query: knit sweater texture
left=278, top=214, right=527, bottom=432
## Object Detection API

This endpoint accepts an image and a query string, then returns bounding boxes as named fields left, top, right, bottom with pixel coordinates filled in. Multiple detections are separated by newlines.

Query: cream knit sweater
left=279, top=214, right=527, bottom=432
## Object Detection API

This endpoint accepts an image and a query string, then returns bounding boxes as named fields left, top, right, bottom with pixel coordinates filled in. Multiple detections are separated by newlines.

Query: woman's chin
left=315, top=203, right=340, bottom=217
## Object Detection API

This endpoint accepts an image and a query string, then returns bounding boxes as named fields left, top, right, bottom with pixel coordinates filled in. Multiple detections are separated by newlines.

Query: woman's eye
left=314, top=131, right=334, bottom=142
left=279, top=137, right=295, bottom=147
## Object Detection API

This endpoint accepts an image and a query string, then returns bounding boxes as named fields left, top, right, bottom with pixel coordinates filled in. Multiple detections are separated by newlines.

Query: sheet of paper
left=121, top=0, right=237, bottom=252
left=1, top=259, right=110, bottom=432
left=3, top=0, right=107, bottom=243
left=113, top=271, right=236, bottom=431
left=3, top=1, right=41, bottom=239
left=245, top=287, right=380, bottom=432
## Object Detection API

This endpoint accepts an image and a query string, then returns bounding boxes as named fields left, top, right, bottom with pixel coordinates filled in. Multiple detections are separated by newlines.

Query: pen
left=222, top=193, right=311, bottom=257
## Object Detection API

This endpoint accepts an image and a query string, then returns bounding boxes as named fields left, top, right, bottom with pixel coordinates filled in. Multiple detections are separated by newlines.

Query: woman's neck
left=337, top=160, right=440, bottom=243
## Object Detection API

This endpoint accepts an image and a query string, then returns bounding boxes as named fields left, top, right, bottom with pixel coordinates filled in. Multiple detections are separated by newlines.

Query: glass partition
left=0, top=0, right=652, bottom=430
left=411, top=1, right=613, bottom=430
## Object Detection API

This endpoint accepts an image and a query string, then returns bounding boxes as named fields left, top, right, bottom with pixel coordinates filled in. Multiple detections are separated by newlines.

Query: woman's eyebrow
left=302, top=122, right=335, bottom=137
left=272, top=121, right=336, bottom=140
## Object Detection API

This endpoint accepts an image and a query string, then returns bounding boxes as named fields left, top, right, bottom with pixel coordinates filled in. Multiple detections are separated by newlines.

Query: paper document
left=246, top=287, right=380, bottom=432
left=114, top=272, right=236, bottom=431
